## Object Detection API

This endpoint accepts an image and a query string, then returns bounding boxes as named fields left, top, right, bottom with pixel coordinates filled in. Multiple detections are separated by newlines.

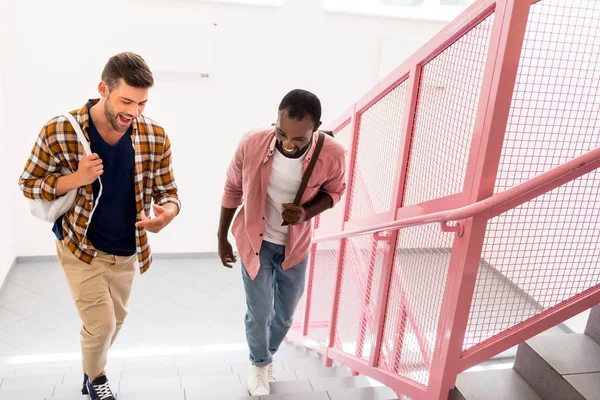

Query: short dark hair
left=278, top=89, right=322, bottom=128
left=101, top=52, right=154, bottom=90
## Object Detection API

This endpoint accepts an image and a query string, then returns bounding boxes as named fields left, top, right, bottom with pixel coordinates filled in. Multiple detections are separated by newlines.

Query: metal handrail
left=313, top=145, right=600, bottom=243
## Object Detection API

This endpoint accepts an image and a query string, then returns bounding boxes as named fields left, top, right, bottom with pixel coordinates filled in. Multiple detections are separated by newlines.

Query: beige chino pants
left=56, top=240, right=137, bottom=378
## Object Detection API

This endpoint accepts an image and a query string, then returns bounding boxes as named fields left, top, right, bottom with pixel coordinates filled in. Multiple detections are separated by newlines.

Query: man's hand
left=281, top=203, right=307, bottom=226
left=135, top=204, right=176, bottom=233
left=75, top=152, right=103, bottom=186
left=218, top=238, right=237, bottom=268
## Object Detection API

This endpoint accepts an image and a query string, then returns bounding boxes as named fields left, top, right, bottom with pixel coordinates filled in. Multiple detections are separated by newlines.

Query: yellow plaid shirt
left=18, top=99, right=181, bottom=274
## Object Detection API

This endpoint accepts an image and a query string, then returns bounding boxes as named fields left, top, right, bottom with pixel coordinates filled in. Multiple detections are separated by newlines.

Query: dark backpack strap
left=293, top=131, right=325, bottom=206
left=281, top=131, right=326, bottom=226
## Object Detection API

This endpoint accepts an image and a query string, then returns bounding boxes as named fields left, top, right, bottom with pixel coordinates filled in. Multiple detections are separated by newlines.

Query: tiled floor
left=0, top=255, right=570, bottom=400
left=0, top=255, right=249, bottom=361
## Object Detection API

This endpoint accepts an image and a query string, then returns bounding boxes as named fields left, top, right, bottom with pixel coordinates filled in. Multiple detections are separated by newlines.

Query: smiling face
left=274, top=109, right=316, bottom=159
left=99, top=79, right=148, bottom=132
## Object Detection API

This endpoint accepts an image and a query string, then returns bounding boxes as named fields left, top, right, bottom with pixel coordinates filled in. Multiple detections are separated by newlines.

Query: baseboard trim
left=0, top=257, right=17, bottom=294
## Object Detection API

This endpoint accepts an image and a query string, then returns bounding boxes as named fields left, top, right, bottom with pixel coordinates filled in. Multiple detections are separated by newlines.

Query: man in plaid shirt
left=18, top=52, right=180, bottom=400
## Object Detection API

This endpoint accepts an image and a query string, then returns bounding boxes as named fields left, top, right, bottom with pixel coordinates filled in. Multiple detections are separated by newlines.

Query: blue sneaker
left=82, top=373, right=89, bottom=395
left=85, top=375, right=115, bottom=400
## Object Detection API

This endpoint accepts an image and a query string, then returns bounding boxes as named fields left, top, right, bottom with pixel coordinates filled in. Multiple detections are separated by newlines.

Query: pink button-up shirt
left=222, top=127, right=347, bottom=280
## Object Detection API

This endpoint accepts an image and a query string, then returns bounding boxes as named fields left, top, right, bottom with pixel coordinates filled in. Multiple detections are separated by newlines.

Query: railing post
left=369, top=66, right=422, bottom=370
left=427, top=0, right=532, bottom=398
left=323, top=105, right=360, bottom=366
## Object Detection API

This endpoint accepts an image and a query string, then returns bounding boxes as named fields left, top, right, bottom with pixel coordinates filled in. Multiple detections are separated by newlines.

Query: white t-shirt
left=263, top=147, right=306, bottom=245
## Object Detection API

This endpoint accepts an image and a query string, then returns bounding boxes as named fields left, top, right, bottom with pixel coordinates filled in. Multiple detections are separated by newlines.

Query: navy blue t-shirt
left=53, top=109, right=137, bottom=256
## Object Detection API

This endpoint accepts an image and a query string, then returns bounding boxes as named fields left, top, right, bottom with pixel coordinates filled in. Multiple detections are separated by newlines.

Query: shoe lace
left=93, top=381, right=114, bottom=400
left=267, top=364, right=275, bottom=381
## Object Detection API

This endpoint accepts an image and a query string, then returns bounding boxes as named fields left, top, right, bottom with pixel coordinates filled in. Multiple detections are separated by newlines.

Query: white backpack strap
left=63, top=113, right=92, bottom=155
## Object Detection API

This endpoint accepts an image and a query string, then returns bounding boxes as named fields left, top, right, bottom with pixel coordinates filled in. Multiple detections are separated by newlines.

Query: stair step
left=450, top=369, right=542, bottom=400
left=0, top=389, right=48, bottom=400
left=261, top=391, right=330, bottom=400
left=309, top=375, right=371, bottom=392
left=118, top=377, right=181, bottom=393
left=185, top=385, right=251, bottom=399
left=269, top=379, right=314, bottom=394
left=327, top=386, right=399, bottom=400
left=514, top=334, right=600, bottom=400
left=564, top=373, right=600, bottom=400
left=121, top=365, right=179, bottom=380
left=231, top=361, right=285, bottom=375
left=0, top=375, right=60, bottom=390
left=294, top=366, right=351, bottom=380
left=53, top=383, right=88, bottom=397
left=524, top=334, right=600, bottom=374
left=586, top=306, right=600, bottom=345
left=117, top=389, right=185, bottom=400
left=178, top=363, right=234, bottom=377
left=181, top=372, right=241, bottom=388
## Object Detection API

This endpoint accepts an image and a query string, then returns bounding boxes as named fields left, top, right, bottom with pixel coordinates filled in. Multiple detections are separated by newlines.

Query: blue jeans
left=241, top=241, right=308, bottom=367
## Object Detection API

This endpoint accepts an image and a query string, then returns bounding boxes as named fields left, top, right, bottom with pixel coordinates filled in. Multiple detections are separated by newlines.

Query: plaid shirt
left=18, top=99, right=181, bottom=274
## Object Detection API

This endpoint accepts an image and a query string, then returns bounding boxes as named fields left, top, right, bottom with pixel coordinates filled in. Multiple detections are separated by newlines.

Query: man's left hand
left=136, top=204, right=177, bottom=233
left=281, top=203, right=307, bottom=226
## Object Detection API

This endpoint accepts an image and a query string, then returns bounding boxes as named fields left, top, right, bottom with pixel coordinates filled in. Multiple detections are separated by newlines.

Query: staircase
left=0, top=340, right=399, bottom=400
left=451, top=305, right=600, bottom=400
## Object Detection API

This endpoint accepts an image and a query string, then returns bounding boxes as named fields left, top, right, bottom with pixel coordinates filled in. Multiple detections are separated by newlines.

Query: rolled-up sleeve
left=153, top=134, right=181, bottom=213
left=221, top=137, right=246, bottom=209
left=18, top=125, right=62, bottom=201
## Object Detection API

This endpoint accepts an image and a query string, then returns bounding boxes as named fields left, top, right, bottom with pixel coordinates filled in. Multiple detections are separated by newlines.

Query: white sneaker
left=248, top=365, right=270, bottom=396
left=267, top=363, right=275, bottom=383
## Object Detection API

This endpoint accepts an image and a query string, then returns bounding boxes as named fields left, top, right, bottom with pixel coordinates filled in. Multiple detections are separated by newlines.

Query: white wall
left=0, top=3, right=16, bottom=286
left=3, top=0, right=445, bottom=257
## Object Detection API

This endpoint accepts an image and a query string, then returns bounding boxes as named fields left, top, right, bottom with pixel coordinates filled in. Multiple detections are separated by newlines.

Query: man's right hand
left=218, top=239, right=237, bottom=268
left=75, top=152, right=104, bottom=186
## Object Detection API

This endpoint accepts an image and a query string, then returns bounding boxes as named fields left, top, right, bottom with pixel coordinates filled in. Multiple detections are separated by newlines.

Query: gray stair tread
left=118, top=377, right=181, bottom=392
left=586, top=306, right=600, bottom=345
left=53, top=384, right=88, bottom=397
left=564, top=372, right=600, bottom=400
left=231, top=361, right=285, bottom=374
left=181, top=373, right=241, bottom=387
left=454, top=369, right=542, bottom=400
left=121, top=365, right=179, bottom=379
left=269, top=379, right=314, bottom=394
left=309, top=376, right=371, bottom=392
left=0, top=375, right=63, bottom=388
left=0, top=390, right=48, bottom=400
left=281, top=358, right=325, bottom=370
left=117, top=390, right=184, bottom=400
left=527, top=334, right=600, bottom=374
left=179, top=363, right=233, bottom=375
left=294, top=366, right=351, bottom=380
left=185, top=389, right=253, bottom=400
left=327, top=386, right=399, bottom=400
left=260, top=391, right=330, bottom=400
left=184, top=383, right=250, bottom=397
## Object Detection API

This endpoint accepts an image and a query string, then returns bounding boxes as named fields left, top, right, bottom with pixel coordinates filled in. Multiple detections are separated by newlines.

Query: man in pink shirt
left=218, top=89, right=346, bottom=396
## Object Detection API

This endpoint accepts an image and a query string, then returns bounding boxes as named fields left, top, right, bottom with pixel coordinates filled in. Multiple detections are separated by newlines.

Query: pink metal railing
left=286, top=0, right=600, bottom=399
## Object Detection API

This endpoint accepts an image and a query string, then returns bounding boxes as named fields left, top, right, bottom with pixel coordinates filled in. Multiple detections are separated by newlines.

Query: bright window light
left=325, top=0, right=475, bottom=22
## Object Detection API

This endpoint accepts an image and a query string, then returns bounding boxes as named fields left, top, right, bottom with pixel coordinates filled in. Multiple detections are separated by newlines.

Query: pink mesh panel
left=465, top=0, right=600, bottom=352
left=495, top=0, right=600, bottom=194
left=332, top=234, right=386, bottom=362
left=378, top=224, right=453, bottom=386
left=348, top=81, right=409, bottom=221
left=403, top=15, right=494, bottom=207
left=305, top=241, right=340, bottom=345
